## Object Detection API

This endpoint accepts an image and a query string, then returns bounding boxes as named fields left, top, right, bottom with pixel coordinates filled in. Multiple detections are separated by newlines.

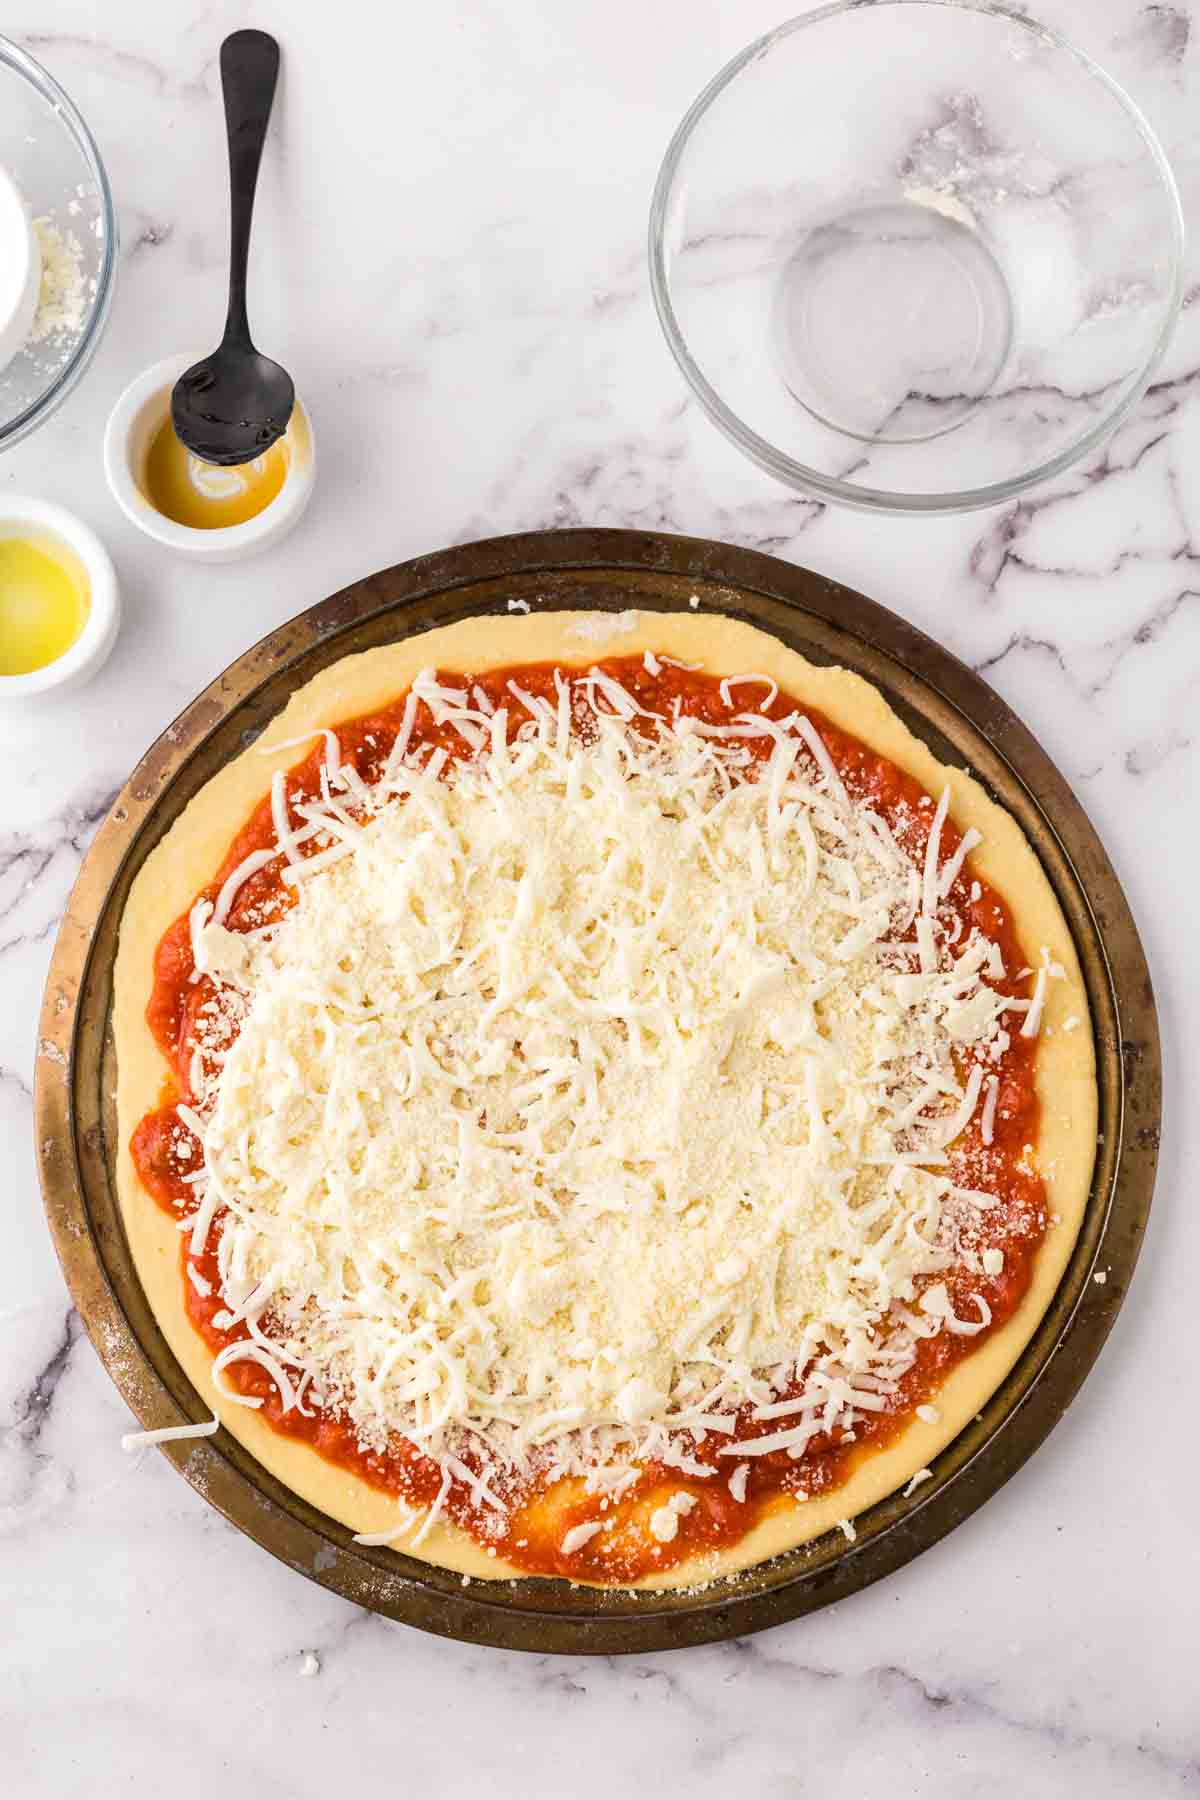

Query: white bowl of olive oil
left=0, top=496, right=118, bottom=698
left=104, top=352, right=315, bottom=561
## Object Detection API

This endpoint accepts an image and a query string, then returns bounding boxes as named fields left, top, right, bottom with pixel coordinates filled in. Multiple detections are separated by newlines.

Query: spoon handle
left=219, top=29, right=280, bottom=350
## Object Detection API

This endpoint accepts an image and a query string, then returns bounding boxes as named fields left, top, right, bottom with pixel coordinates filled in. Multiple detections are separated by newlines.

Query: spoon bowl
left=172, top=345, right=294, bottom=467
left=171, top=29, right=293, bottom=469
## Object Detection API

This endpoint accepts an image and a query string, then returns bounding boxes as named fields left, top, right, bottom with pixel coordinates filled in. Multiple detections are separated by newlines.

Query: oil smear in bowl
left=142, top=415, right=290, bottom=529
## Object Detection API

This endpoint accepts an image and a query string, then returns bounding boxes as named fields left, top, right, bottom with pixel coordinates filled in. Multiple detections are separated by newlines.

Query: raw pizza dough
left=113, top=609, right=1097, bottom=1588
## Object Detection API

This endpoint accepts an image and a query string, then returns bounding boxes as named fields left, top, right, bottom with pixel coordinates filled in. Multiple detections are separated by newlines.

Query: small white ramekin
left=103, top=352, right=315, bottom=562
left=0, top=495, right=120, bottom=700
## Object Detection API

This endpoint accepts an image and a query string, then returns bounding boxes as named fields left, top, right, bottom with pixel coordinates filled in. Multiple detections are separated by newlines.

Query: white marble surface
left=2, top=0, right=1198, bottom=1791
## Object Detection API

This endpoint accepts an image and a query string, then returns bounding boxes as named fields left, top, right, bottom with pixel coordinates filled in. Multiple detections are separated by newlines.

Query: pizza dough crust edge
left=112, top=608, right=1097, bottom=1591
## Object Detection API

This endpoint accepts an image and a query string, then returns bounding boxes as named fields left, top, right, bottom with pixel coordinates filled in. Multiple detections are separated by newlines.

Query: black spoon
left=171, top=30, right=294, bottom=467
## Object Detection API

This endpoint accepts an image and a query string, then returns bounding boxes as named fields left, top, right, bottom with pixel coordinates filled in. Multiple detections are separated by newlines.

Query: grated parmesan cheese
left=29, top=216, right=88, bottom=342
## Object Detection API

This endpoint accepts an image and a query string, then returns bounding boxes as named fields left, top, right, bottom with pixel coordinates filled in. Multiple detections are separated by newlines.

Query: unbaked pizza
left=114, top=610, right=1096, bottom=1588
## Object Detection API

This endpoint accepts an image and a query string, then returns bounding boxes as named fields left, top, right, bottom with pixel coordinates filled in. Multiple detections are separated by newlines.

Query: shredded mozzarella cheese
left=170, top=666, right=1020, bottom=1515
left=121, top=1418, right=219, bottom=1451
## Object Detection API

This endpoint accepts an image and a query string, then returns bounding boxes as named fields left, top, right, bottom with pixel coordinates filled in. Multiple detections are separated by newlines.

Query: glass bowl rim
left=647, top=0, right=1187, bottom=516
left=0, top=32, right=119, bottom=454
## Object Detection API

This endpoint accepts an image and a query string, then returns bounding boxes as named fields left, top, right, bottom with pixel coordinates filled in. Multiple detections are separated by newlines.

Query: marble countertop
left=3, top=1, right=1197, bottom=1792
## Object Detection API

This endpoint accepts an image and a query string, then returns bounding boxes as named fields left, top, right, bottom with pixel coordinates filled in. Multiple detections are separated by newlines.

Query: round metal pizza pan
left=34, top=528, right=1160, bottom=1654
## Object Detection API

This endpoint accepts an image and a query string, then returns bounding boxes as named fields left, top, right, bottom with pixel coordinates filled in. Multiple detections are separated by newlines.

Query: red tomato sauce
left=131, top=658, right=1045, bottom=1582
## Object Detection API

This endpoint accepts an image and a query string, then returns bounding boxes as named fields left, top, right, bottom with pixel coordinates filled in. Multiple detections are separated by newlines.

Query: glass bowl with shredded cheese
left=0, top=36, right=116, bottom=452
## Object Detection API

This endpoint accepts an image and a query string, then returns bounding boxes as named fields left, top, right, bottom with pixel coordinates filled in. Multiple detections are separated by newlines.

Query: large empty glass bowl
left=649, top=1, right=1184, bottom=514
left=0, top=36, right=117, bottom=453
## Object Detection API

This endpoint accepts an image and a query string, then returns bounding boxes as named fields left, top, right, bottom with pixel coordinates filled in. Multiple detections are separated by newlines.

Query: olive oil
left=0, top=534, right=90, bottom=675
left=143, top=415, right=289, bottom=530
